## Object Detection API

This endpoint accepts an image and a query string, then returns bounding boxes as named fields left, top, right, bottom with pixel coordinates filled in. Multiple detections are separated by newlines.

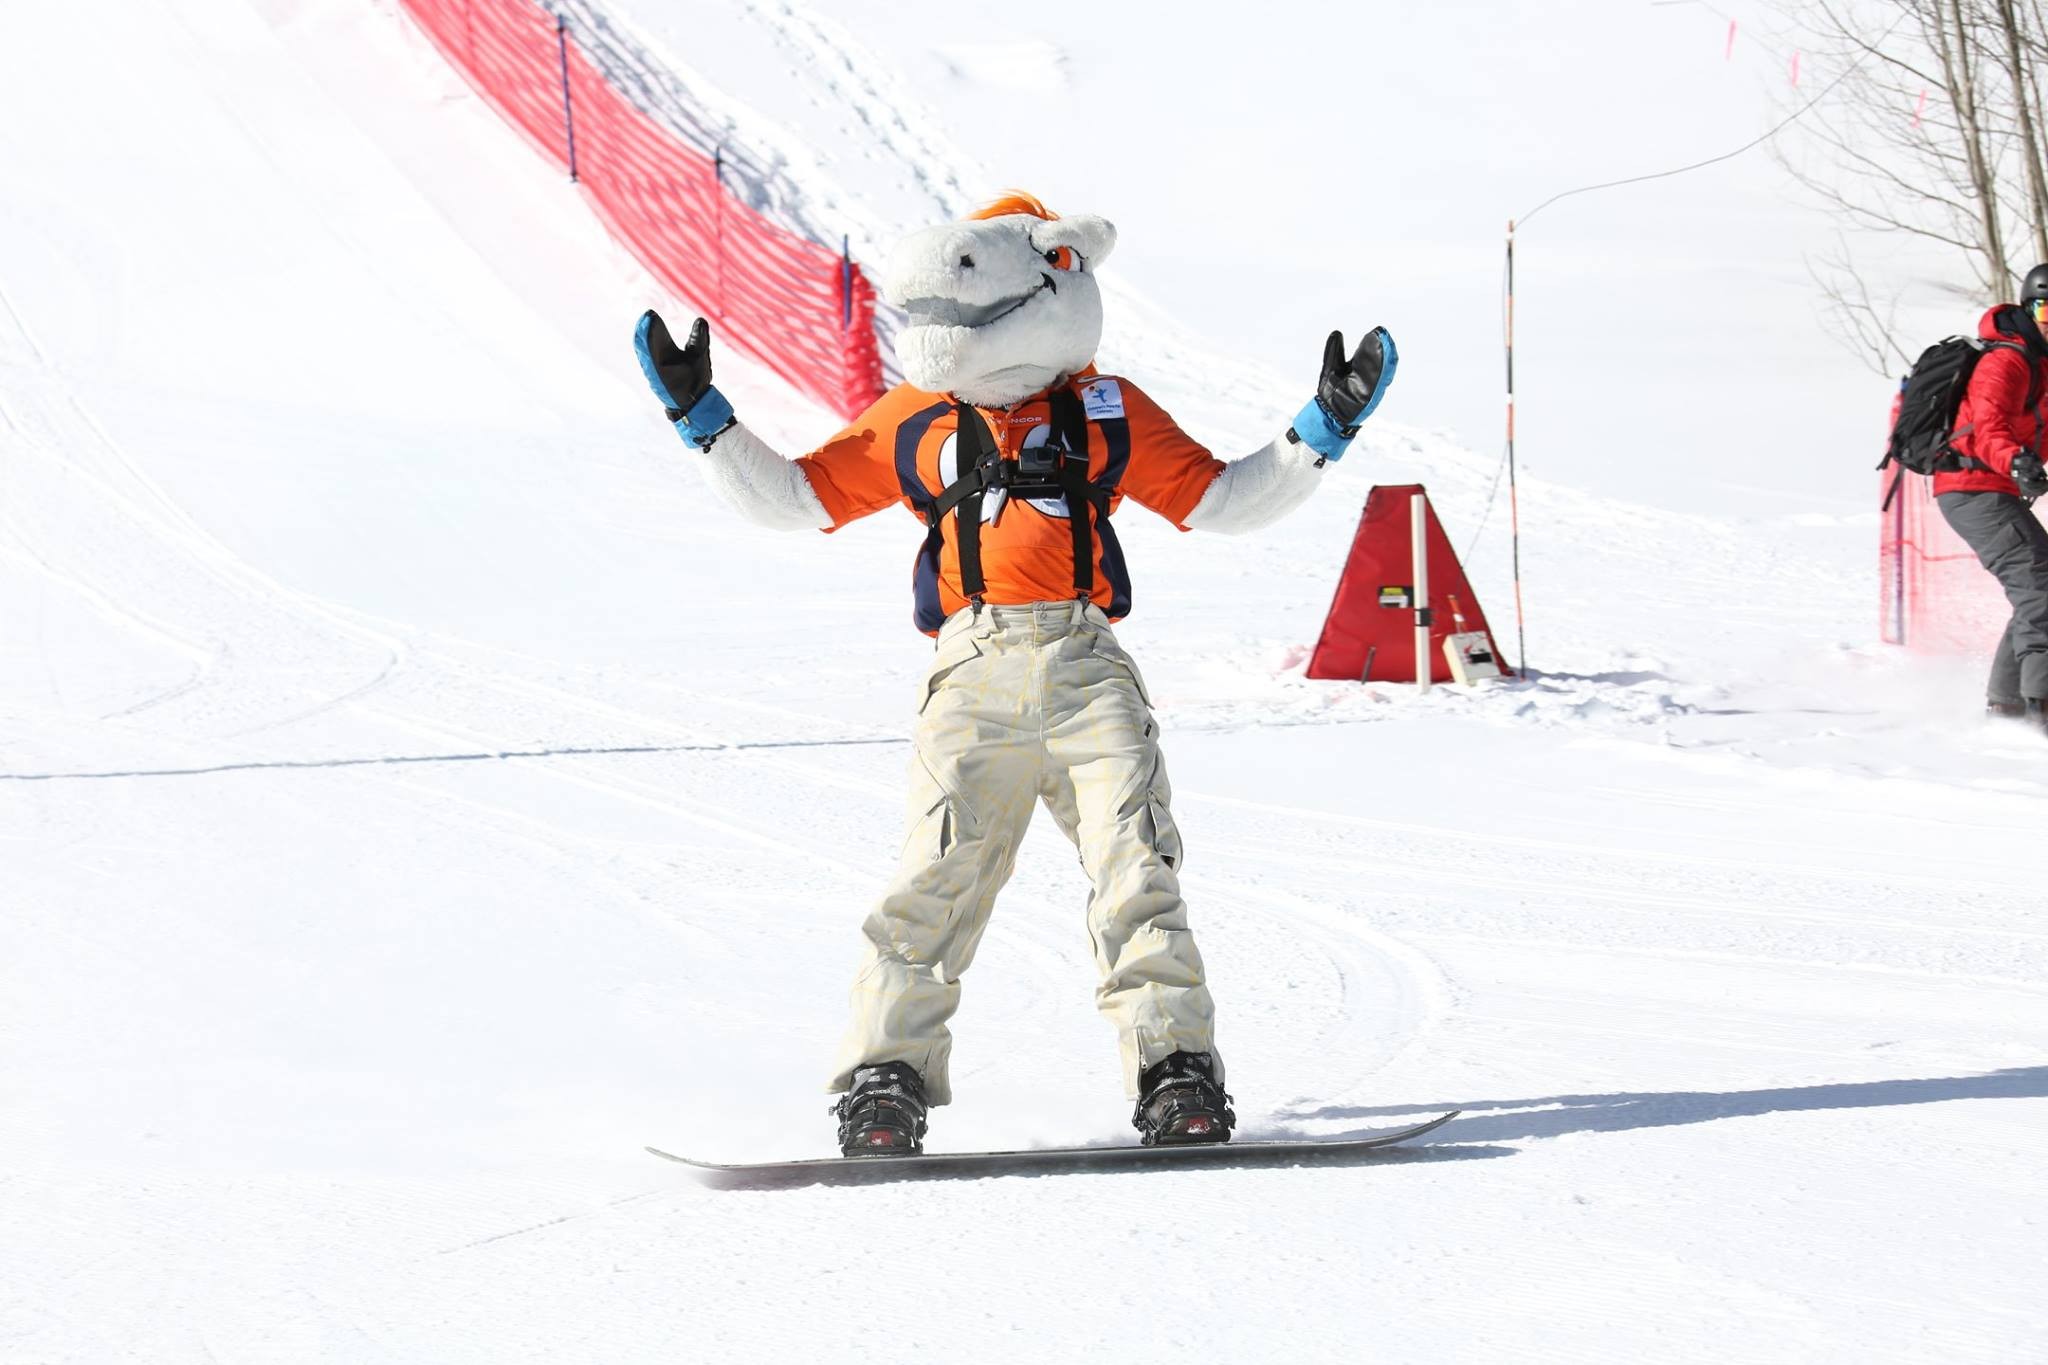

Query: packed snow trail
left=2, top=1, right=2044, bottom=1362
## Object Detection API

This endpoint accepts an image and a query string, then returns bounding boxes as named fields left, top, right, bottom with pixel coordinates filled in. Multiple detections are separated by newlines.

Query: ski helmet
left=2023, top=263, right=2048, bottom=305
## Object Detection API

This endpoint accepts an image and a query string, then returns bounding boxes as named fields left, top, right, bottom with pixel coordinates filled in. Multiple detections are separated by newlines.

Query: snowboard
left=647, top=1109, right=1458, bottom=1183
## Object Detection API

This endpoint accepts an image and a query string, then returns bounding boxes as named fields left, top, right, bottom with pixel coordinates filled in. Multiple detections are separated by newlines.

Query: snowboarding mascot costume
left=635, top=193, right=1396, bottom=1155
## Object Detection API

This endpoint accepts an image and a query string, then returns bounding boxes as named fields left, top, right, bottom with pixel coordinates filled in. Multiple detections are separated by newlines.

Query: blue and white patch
left=1080, top=377, right=1124, bottom=421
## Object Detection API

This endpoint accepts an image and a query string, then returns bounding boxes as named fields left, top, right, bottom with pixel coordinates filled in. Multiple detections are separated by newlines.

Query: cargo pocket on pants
left=906, top=751, right=975, bottom=863
left=1138, top=790, right=1183, bottom=872
left=907, top=794, right=957, bottom=863
left=1976, top=519, right=2032, bottom=574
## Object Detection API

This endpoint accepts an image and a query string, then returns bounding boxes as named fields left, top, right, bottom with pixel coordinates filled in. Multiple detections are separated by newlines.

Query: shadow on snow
left=1269, top=1065, right=2048, bottom=1145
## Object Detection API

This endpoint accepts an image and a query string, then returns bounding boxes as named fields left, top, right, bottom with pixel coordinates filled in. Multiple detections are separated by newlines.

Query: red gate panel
left=1306, top=484, right=1508, bottom=684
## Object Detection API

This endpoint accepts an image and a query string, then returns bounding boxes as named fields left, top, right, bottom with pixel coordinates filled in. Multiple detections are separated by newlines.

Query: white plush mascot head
left=883, top=193, right=1118, bottom=409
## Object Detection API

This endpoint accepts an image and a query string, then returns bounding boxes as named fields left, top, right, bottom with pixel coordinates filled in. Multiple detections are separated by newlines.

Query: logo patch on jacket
left=1081, top=378, right=1124, bottom=421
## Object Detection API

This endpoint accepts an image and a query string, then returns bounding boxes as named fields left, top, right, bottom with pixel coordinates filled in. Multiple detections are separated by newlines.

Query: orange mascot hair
left=967, top=191, right=1058, bottom=221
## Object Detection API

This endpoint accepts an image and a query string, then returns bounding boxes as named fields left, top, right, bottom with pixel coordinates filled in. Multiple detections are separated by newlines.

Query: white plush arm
left=693, top=422, right=832, bottom=531
left=1182, top=432, right=1326, bottom=535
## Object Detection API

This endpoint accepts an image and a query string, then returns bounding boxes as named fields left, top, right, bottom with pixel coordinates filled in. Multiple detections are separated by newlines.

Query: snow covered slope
left=3, top=1, right=2043, bottom=1362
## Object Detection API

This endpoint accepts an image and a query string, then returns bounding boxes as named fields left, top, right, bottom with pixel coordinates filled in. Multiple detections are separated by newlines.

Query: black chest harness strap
left=919, top=387, right=1112, bottom=606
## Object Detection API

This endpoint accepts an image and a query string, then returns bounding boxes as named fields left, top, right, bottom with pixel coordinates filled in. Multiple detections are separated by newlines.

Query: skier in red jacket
left=1937, top=264, right=2048, bottom=730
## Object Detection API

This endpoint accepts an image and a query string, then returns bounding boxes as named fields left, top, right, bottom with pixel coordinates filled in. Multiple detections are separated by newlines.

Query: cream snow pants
left=828, top=600, right=1220, bottom=1105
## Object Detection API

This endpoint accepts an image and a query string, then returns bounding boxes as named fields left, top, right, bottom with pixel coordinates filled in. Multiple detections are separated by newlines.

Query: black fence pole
left=554, top=15, right=578, bottom=183
left=1892, top=472, right=1907, bottom=645
left=712, top=147, right=725, bottom=318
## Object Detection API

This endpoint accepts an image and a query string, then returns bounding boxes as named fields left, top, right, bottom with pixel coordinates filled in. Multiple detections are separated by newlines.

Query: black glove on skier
left=2012, top=451, right=2048, bottom=498
left=1289, top=326, right=1398, bottom=462
left=634, top=310, right=734, bottom=448
left=1318, top=328, right=1395, bottom=429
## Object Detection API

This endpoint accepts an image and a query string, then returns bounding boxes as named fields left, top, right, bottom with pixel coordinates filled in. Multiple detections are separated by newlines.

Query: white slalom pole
left=1412, top=490, right=1431, bottom=692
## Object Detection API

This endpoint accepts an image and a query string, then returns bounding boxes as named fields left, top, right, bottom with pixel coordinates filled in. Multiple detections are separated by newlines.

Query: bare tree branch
left=1771, top=0, right=2048, bottom=333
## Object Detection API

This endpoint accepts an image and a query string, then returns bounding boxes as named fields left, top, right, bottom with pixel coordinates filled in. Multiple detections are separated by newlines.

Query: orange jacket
left=798, top=374, right=1225, bottom=633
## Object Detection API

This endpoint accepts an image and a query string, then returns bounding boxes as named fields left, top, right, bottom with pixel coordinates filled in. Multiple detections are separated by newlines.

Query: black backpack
left=1879, top=336, right=2037, bottom=508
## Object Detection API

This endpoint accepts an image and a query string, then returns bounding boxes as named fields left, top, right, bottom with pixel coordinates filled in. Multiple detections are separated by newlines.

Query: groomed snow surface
left=4, top=1, right=2044, bottom=1361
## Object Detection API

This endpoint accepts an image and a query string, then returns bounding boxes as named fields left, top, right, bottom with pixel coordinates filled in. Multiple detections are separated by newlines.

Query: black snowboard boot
left=1132, top=1050, right=1234, bottom=1146
left=834, top=1061, right=928, bottom=1157
left=2027, top=699, right=2048, bottom=735
left=1988, top=698, right=2028, bottom=720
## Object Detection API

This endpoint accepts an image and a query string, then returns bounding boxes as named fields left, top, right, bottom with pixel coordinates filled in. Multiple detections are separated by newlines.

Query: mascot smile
left=633, top=192, right=1396, bottom=1157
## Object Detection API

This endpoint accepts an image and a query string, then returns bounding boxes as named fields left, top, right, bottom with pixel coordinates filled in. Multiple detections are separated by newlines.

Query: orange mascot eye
left=1043, top=246, right=1079, bottom=271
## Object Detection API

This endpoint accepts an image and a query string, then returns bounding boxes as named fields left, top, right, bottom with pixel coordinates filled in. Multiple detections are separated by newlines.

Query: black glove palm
left=2014, top=451, right=2048, bottom=498
left=1318, top=328, right=1393, bottom=431
left=636, top=311, right=713, bottom=419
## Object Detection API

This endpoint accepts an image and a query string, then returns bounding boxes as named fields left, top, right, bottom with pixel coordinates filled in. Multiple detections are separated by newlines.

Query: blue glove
left=635, top=310, right=735, bottom=449
left=1288, top=326, right=1397, bottom=462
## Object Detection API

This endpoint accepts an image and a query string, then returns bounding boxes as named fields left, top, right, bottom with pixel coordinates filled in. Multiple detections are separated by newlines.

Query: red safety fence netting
left=396, top=0, right=885, bottom=420
left=1879, top=468, right=2041, bottom=653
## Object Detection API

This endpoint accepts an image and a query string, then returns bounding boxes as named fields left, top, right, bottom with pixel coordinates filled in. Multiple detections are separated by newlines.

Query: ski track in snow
left=0, top=361, right=400, bottom=737
left=2, top=0, right=2045, bottom=1361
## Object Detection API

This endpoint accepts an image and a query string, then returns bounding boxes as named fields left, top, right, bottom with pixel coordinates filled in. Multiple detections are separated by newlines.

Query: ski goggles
left=2033, top=298, right=2048, bottom=325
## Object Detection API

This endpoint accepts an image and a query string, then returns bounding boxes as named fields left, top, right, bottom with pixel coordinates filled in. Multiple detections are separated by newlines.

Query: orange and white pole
left=1505, top=219, right=1527, bottom=676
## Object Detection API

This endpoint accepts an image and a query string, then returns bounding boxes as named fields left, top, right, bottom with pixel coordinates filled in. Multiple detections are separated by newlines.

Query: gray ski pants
left=827, top=600, right=1218, bottom=1105
left=1936, top=490, right=2048, bottom=702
